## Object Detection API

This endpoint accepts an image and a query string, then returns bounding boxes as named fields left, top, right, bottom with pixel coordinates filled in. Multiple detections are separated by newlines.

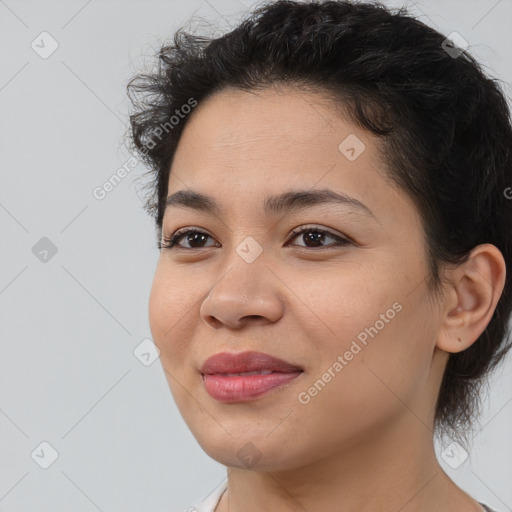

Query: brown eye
left=159, top=226, right=351, bottom=251
left=159, top=229, right=219, bottom=250
left=288, top=226, right=351, bottom=249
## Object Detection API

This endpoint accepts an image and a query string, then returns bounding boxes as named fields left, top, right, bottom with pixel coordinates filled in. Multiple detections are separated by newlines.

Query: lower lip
left=202, top=372, right=303, bottom=403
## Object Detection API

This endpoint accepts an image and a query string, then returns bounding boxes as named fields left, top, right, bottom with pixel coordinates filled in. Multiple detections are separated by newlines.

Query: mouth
left=200, top=351, right=304, bottom=403
left=200, top=350, right=303, bottom=374
left=220, top=369, right=276, bottom=376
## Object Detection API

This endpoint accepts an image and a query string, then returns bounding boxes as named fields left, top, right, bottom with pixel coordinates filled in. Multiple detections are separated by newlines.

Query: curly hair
left=126, top=0, right=512, bottom=441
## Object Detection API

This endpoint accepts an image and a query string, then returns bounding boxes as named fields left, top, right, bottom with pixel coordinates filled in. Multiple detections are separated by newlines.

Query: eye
left=159, top=228, right=219, bottom=250
left=287, top=225, right=352, bottom=249
left=159, top=225, right=352, bottom=251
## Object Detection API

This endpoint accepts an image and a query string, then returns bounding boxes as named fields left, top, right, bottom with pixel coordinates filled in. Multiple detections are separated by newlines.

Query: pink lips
left=200, top=351, right=303, bottom=403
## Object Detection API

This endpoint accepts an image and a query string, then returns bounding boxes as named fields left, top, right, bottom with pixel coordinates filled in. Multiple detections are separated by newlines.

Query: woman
left=126, top=1, right=512, bottom=510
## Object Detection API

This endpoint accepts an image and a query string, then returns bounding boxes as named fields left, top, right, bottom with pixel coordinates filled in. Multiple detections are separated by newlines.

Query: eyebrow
left=164, top=188, right=375, bottom=219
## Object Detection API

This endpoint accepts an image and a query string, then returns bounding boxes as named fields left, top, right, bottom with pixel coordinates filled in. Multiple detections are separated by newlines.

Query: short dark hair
left=126, top=0, right=512, bottom=440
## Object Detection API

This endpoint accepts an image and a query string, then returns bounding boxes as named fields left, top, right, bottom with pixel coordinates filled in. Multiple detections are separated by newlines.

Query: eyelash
left=158, top=225, right=352, bottom=251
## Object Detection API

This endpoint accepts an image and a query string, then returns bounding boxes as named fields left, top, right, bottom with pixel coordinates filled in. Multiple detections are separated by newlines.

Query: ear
left=436, top=243, right=506, bottom=354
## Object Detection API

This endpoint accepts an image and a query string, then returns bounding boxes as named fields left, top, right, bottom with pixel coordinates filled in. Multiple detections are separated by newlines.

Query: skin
left=148, top=85, right=506, bottom=512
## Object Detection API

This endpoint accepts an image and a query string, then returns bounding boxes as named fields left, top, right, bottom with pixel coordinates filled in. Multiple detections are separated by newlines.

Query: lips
left=200, top=350, right=303, bottom=375
left=200, top=350, right=304, bottom=403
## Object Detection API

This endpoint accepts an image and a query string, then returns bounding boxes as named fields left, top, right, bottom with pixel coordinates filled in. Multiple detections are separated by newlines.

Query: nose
left=199, top=252, right=285, bottom=329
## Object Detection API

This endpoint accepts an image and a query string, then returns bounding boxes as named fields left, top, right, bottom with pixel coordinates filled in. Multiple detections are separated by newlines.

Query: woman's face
left=148, top=86, right=446, bottom=470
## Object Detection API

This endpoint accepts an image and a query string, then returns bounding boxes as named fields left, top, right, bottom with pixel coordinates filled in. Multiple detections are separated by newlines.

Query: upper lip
left=200, top=351, right=303, bottom=374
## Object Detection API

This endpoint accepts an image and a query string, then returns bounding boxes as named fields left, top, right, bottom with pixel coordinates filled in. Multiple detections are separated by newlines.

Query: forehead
left=176, top=85, right=348, bottom=156
left=171, top=87, right=373, bottom=179
left=166, top=86, right=413, bottom=225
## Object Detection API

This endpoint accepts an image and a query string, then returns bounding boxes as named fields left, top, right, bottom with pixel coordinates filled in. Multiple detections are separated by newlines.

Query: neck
left=217, top=413, right=480, bottom=512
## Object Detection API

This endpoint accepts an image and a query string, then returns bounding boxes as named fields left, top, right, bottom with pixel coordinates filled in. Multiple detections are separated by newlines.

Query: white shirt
left=181, top=480, right=227, bottom=512
left=180, top=480, right=497, bottom=512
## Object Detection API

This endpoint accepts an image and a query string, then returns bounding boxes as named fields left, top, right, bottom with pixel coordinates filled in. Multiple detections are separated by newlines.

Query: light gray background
left=0, top=0, right=511, bottom=511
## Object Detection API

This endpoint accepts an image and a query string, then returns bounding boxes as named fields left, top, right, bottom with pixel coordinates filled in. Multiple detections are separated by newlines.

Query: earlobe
left=436, top=243, right=506, bottom=354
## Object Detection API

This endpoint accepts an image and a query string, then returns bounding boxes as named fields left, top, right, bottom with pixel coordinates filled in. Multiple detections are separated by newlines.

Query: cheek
left=290, top=309, right=435, bottom=455
left=148, top=264, right=205, bottom=415
left=148, top=262, right=197, bottom=363
left=298, top=260, right=435, bottom=402
left=291, top=261, right=396, bottom=345
left=336, top=297, right=435, bottom=416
